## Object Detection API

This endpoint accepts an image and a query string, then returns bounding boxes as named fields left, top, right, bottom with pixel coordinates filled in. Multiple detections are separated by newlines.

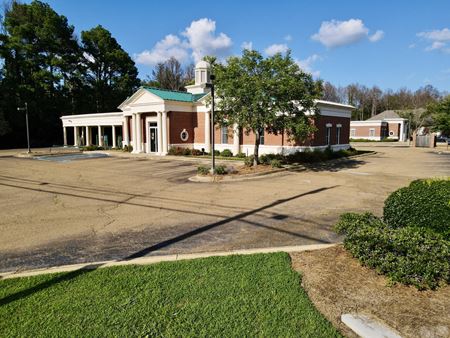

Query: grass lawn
left=0, top=253, right=341, bottom=337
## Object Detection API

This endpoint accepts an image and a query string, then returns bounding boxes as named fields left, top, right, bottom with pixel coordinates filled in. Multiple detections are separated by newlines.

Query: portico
left=61, top=112, right=123, bottom=148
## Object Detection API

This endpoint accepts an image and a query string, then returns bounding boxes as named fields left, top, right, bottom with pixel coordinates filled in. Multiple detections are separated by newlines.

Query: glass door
left=149, top=123, right=158, bottom=153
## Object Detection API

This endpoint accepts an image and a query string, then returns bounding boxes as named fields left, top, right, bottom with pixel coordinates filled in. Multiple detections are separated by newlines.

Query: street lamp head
left=209, top=74, right=215, bottom=81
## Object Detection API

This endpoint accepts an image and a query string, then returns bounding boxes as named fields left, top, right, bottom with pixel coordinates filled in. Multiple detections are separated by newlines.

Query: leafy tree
left=0, top=0, right=81, bottom=147
left=427, top=96, right=450, bottom=135
left=80, top=25, right=139, bottom=112
left=214, top=50, right=320, bottom=165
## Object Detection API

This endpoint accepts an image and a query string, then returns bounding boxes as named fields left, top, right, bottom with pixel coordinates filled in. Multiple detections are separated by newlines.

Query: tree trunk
left=253, top=129, right=261, bottom=166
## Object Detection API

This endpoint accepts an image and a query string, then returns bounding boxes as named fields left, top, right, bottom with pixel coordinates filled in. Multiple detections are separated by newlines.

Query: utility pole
left=17, top=102, right=30, bottom=153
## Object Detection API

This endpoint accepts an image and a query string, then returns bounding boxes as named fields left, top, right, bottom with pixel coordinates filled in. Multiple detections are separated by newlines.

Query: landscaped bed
left=0, top=253, right=341, bottom=337
left=291, top=245, right=450, bottom=338
left=194, top=147, right=371, bottom=177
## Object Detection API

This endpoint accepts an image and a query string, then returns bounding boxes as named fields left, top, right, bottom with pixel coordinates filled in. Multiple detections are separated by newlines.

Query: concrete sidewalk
left=0, top=243, right=336, bottom=280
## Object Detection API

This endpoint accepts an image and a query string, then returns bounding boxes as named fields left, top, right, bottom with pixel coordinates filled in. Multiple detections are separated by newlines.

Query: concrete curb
left=0, top=243, right=338, bottom=280
left=189, top=167, right=287, bottom=183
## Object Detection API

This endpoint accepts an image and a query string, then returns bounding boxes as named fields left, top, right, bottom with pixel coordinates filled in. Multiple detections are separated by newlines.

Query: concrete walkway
left=0, top=243, right=336, bottom=280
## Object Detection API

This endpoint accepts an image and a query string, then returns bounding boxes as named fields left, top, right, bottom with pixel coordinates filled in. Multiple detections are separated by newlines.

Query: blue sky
left=42, top=0, right=449, bottom=91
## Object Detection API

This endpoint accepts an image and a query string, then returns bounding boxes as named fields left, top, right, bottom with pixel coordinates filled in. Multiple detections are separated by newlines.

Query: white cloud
left=182, top=18, right=232, bottom=62
left=408, top=43, right=416, bottom=49
left=241, top=41, right=253, bottom=50
left=311, top=19, right=382, bottom=48
left=264, top=43, right=289, bottom=56
left=369, top=30, right=384, bottom=42
left=284, top=34, right=292, bottom=41
left=135, top=34, right=189, bottom=66
left=296, top=54, right=321, bottom=77
left=417, top=28, right=450, bottom=53
left=135, top=18, right=232, bottom=66
left=417, top=28, right=450, bottom=42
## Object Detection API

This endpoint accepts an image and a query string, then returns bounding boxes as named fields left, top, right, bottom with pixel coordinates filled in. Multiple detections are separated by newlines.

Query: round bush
left=383, top=179, right=450, bottom=238
left=220, top=149, right=233, bottom=157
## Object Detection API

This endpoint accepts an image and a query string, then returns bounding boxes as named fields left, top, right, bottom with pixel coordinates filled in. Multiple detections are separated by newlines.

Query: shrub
left=197, top=165, right=210, bottom=175
left=127, top=145, right=133, bottom=153
left=168, top=147, right=184, bottom=156
left=220, top=149, right=233, bottom=157
left=383, top=179, right=450, bottom=239
left=270, top=159, right=282, bottom=168
left=191, top=149, right=202, bottom=156
left=214, top=165, right=226, bottom=175
left=244, top=155, right=255, bottom=167
left=236, top=152, right=246, bottom=158
left=182, top=148, right=192, bottom=156
left=335, top=212, right=450, bottom=290
left=81, top=145, right=100, bottom=151
left=259, top=154, right=269, bottom=165
left=214, top=150, right=221, bottom=156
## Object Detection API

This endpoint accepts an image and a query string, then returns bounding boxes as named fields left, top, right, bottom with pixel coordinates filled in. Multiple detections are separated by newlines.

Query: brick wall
left=169, top=112, right=197, bottom=144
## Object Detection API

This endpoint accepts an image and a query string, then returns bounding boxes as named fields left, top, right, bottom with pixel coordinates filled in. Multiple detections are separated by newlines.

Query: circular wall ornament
left=180, top=129, right=189, bottom=142
left=389, top=131, right=394, bottom=136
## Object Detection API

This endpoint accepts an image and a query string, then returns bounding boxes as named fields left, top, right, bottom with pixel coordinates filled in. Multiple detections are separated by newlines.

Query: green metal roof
left=143, top=87, right=207, bottom=102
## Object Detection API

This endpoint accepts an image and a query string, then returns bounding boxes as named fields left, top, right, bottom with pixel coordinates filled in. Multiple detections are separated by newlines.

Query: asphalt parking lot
left=0, top=145, right=448, bottom=272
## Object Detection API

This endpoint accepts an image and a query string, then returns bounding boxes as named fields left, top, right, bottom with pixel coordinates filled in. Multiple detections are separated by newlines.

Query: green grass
left=0, top=253, right=341, bottom=337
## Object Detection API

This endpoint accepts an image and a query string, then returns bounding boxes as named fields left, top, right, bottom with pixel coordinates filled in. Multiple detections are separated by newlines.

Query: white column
left=123, top=117, right=129, bottom=147
left=131, top=114, right=137, bottom=152
left=86, top=126, right=91, bottom=146
left=162, top=111, right=168, bottom=155
left=74, top=126, right=79, bottom=146
left=81, top=128, right=85, bottom=146
left=157, top=112, right=163, bottom=154
left=63, top=127, right=67, bottom=146
left=204, top=111, right=211, bottom=153
left=98, top=126, right=103, bottom=146
left=233, top=123, right=240, bottom=155
left=399, top=121, right=405, bottom=142
left=136, top=113, right=142, bottom=153
left=112, top=126, right=117, bottom=148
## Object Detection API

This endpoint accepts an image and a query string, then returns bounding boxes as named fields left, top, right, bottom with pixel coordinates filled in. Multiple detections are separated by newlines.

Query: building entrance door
left=149, top=123, right=158, bottom=153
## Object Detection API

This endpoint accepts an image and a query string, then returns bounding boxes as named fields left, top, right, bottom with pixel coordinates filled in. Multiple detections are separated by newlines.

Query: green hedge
left=335, top=213, right=450, bottom=290
left=383, top=179, right=450, bottom=239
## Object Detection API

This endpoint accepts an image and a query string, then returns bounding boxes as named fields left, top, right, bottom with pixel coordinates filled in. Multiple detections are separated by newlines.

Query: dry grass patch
left=291, top=245, right=450, bottom=338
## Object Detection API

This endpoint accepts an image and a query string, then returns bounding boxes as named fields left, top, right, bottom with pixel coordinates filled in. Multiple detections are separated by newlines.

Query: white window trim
left=221, top=126, right=228, bottom=144
left=326, top=126, right=332, bottom=145
left=369, top=128, right=376, bottom=137
left=336, top=126, right=341, bottom=145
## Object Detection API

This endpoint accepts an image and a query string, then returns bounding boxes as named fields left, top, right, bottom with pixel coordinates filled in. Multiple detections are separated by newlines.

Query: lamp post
left=206, top=74, right=216, bottom=173
left=17, top=102, right=30, bottom=154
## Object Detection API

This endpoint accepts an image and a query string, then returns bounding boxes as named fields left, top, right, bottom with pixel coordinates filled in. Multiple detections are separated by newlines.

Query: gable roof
left=367, top=110, right=403, bottom=121
left=143, top=87, right=207, bottom=102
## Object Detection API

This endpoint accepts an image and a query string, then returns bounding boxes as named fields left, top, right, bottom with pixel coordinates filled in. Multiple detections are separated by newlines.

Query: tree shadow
left=0, top=263, right=102, bottom=307
left=123, top=186, right=338, bottom=260
left=287, top=158, right=366, bottom=173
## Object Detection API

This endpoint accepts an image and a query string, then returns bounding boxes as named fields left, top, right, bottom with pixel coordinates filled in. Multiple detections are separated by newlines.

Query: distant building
left=350, top=110, right=408, bottom=141
left=61, top=61, right=354, bottom=155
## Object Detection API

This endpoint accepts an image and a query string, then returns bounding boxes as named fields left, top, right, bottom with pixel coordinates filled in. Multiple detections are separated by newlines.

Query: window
left=221, top=126, right=228, bottom=144
left=336, top=126, right=341, bottom=144
left=369, top=128, right=375, bottom=137
left=325, top=126, right=332, bottom=145
left=350, top=129, right=356, bottom=137
left=259, top=130, right=265, bottom=145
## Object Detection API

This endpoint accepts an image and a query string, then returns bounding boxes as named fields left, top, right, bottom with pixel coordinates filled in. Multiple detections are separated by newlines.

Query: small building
left=61, top=61, right=354, bottom=155
left=350, top=110, right=408, bottom=141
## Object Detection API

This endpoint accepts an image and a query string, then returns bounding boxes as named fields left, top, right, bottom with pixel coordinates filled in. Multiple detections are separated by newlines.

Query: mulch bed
left=291, top=245, right=450, bottom=338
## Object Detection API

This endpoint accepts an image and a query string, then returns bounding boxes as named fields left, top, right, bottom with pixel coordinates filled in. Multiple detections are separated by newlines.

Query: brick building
left=61, top=61, right=354, bottom=155
left=350, top=110, right=408, bottom=141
